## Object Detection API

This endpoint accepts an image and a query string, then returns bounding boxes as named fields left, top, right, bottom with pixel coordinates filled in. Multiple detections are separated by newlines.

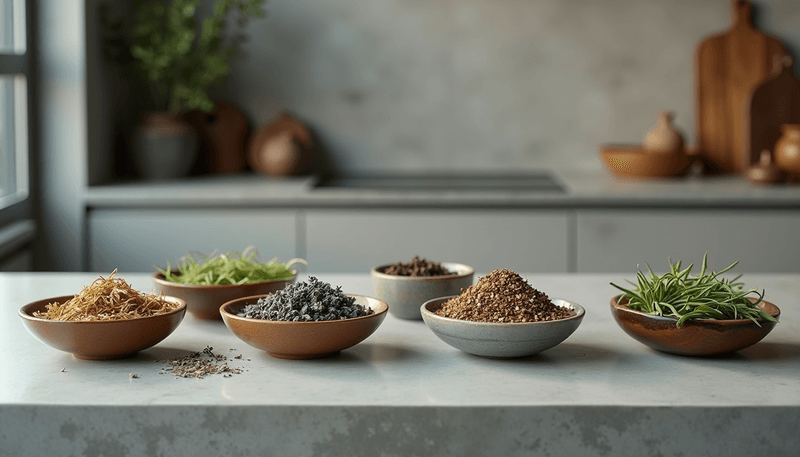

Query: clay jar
left=774, top=124, right=800, bottom=178
left=643, top=111, right=685, bottom=154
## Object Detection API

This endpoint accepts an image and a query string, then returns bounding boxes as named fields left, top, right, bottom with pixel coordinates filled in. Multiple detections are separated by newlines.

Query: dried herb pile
left=382, top=256, right=453, bottom=277
left=435, top=269, right=574, bottom=323
left=160, top=248, right=304, bottom=285
left=159, top=346, right=244, bottom=379
left=238, top=276, right=373, bottom=322
left=34, top=270, right=180, bottom=321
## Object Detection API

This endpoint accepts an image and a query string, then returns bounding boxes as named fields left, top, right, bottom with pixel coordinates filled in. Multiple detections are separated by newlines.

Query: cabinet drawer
left=576, top=210, right=800, bottom=272
left=89, top=209, right=297, bottom=272
left=305, top=209, right=569, bottom=273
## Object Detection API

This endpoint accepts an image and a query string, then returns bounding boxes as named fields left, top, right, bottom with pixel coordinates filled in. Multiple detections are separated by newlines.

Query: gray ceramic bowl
left=371, top=263, right=474, bottom=320
left=420, top=296, right=585, bottom=358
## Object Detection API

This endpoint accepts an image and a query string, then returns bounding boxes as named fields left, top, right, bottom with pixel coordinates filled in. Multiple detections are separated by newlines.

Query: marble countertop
left=82, top=171, right=800, bottom=209
left=2, top=272, right=799, bottom=456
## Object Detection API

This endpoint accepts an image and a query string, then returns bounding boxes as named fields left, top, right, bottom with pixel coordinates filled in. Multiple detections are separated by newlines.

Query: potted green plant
left=101, top=0, right=264, bottom=180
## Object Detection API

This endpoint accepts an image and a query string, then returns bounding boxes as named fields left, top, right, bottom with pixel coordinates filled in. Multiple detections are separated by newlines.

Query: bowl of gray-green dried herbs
left=610, top=254, right=780, bottom=356
left=220, top=277, right=388, bottom=359
left=420, top=269, right=584, bottom=358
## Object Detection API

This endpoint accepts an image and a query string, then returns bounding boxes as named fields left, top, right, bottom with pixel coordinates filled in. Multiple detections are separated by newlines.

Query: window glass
left=0, top=0, right=25, bottom=54
left=0, top=75, right=28, bottom=207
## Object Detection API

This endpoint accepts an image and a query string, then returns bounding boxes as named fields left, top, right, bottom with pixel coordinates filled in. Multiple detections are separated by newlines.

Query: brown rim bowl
left=19, top=295, right=187, bottom=360
left=152, top=270, right=296, bottom=320
left=220, top=293, right=389, bottom=359
left=599, top=144, right=690, bottom=179
left=371, top=262, right=475, bottom=320
left=610, top=295, right=780, bottom=356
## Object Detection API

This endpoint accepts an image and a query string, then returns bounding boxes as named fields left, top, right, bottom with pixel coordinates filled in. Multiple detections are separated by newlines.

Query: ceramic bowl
left=599, top=144, right=689, bottom=179
left=19, top=295, right=187, bottom=360
left=420, top=296, right=585, bottom=358
left=610, top=295, right=781, bottom=356
left=220, top=294, right=389, bottom=359
left=152, top=270, right=295, bottom=320
left=371, top=262, right=474, bottom=320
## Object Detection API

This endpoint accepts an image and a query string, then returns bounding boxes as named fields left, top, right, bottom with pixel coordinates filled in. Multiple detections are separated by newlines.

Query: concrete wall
left=206, top=0, right=800, bottom=174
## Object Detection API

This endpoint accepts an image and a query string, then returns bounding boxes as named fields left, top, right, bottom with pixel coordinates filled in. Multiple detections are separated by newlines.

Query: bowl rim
left=610, top=294, right=781, bottom=324
left=152, top=269, right=297, bottom=289
left=219, top=293, right=389, bottom=324
left=370, top=262, right=475, bottom=281
left=421, top=295, right=585, bottom=327
left=18, top=294, right=187, bottom=324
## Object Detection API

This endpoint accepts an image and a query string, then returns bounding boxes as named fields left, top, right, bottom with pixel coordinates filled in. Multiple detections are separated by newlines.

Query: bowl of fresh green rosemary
left=610, top=254, right=780, bottom=356
left=153, top=249, right=304, bottom=320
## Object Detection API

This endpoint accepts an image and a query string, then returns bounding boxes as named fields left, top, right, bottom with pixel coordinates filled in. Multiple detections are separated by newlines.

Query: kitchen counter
left=2, top=272, right=799, bottom=456
left=83, top=171, right=800, bottom=209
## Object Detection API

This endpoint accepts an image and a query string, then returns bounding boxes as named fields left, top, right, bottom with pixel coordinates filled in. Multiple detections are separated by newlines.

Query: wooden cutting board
left=694, top=0, right=786, bottom=174
left=745, top=55, right=800, bottom=169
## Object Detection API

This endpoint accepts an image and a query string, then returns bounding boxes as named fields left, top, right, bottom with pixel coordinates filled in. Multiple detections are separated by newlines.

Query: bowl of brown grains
left=19, top=271, right=187, bottom=360
left=420, top=269, right=584, bottom=358
left=371, top=257, right=474, bottom=320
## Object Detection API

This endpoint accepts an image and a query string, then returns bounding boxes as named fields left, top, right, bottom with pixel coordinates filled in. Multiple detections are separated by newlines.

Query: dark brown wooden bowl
left=610, top=295, right=780, bottom=356
left=153, top=271, right=295, bottom=320
left=19, top=295, right=187, bottom=360
left=220, top=294, right=388, bottom=359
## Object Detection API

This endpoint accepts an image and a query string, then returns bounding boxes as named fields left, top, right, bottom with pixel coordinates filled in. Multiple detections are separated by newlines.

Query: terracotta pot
left=133, top=112, right=199, bottom=180
left=643, top=111, right=685, bottom=154
left=248, top=112, right=313, bottom=177
left=774, top=124, right=800, bottom=178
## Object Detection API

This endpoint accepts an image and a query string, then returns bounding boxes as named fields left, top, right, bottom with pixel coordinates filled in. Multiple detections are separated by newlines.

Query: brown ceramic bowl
left=610, top=295, right=780, bottom=356
left=19, top=295, right=187, bottom=360
left=220, top=294, right=389, bottom=359
left=152, top=270, right=295, bottom=320
left=599, top=144, right=690, bottom=179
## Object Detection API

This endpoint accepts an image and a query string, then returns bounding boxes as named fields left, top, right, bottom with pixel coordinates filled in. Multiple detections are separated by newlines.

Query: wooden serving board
left=694, top=0, right=786, bottom=174
left=745, top=56, right=800, bottom=168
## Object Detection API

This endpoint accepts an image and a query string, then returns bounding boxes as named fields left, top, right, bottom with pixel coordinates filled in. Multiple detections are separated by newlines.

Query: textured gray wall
left=211, top=0, right=800, bottom=174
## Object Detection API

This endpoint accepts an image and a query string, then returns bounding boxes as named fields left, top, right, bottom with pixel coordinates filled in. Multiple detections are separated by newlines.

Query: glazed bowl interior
left=19, top=295, right=187, bottom=360
left=152, top=270, right=296, bottom=320
left=220, top=293, right=389, bottom=359
left=610, top=295, right=780, bottom=356
left=420, top=296, right=585, bottom=358
left=371, top=262, right=474, bottom=320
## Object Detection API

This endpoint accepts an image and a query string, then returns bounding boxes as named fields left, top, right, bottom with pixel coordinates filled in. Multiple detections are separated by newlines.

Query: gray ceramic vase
left=133, top=112, right=199, bottom=180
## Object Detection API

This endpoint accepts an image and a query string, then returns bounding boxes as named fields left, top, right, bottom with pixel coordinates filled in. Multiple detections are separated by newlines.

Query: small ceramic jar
left=774, top=124, right=800, bottom=178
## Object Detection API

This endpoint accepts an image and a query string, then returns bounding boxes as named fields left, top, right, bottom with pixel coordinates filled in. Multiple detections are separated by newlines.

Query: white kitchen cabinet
left=88, top=209, right=298, bottom=272
left=576, top=210, right=800, bottom=273
left=304, top=209, right=570, bottom=273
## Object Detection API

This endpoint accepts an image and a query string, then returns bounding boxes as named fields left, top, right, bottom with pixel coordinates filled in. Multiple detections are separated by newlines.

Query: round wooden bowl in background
left=152, top=271, right=296, bottom=320
left=18, top=295, right=187, bottom=360
left=610, top=295, right=780, bottom=356
left=220, top=294, right=389, bottom=359
left=599, top=144, right=690, bottom=179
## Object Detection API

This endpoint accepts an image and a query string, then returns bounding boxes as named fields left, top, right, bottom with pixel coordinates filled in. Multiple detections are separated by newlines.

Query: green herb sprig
left=610, top=253, right=776, bottom=327
left=159, top=248, right=306, bottom=286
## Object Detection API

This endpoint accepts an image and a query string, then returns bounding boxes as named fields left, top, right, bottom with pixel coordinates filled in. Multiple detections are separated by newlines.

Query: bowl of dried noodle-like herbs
left=610, top=254, right=780, bottom=356
left=154, top=249, right=304, bottom=320
left=19, top=270, right=186, bottom=360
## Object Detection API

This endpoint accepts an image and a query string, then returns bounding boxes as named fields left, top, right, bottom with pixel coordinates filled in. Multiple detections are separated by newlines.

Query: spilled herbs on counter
left=382, top=256, right=454, bottom=277
left=34, top=270, right=181, bottom=321
left=238, top=276, right=373, bottom=322
left=159, top=346, right=244, bottom=379
left=159, top=248, right=306, bottom=285
left=435, top=269, right=574, bottom=323
left=610, top=253, right=776, bottom=326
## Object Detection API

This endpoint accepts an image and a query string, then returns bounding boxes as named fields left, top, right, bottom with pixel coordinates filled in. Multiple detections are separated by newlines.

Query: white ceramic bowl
left=371, top=262, right=474, bottom=320
left=420, top=296, right=585, bottom=358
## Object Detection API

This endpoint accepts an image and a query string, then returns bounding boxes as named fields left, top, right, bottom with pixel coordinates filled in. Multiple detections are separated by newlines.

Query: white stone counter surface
left=2, top=272, right=799, bottom=456
left=82, top=171, right=800, bottom=209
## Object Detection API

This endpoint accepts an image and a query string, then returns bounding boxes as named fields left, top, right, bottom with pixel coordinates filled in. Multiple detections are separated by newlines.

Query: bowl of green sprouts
left=610, top=254, right=780, bottom=356
left=154, top=249, right=306, bottom=320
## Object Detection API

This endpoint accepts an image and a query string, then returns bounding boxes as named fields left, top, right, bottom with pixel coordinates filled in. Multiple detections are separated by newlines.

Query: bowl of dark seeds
left=420, top=269, right=584, bottom=358
left=371, top=257, right=474, bottom=320
left=219, top=277, right=388, bottom=359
